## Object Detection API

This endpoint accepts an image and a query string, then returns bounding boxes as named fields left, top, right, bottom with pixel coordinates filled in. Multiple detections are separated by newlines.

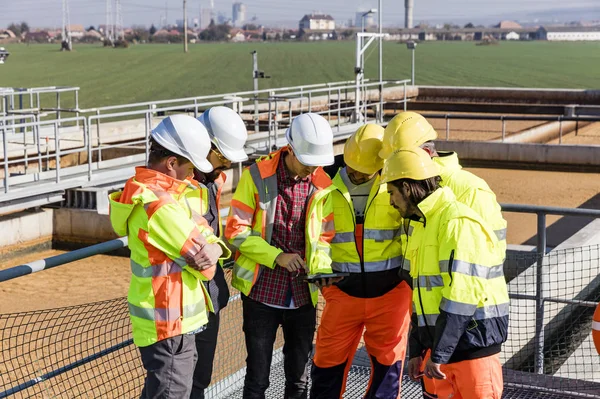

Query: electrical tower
left=115, top=0, right=124, bottom=40
left=105, top=0, right=113, bottom=42
left=61, top=0, right=72, bottom=50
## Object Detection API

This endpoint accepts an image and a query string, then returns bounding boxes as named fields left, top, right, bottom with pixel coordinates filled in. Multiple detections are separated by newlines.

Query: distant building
left=68, top=24, right=85, bottom=39
left=505, top=31, right=520, bottom=40
left=537, top=26, right=600, bottom=41
left=25, top=31, right=51, bottom=42
left=299, top=13, right=335, bottom=31
left=355, top=11, right=376, bottom=29
left=495, top=21, right=522, bottom=30
left=232, top=3, right=247, bottom=27
left=230, top=29, right=246, bottom=42
left=200, top=8, right=213, bottom=29
left=0, top=30, right=17, bottom=40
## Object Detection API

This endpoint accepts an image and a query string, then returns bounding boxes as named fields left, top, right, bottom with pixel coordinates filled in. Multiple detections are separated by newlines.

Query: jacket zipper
left=359, top=194, right=377, bottom=297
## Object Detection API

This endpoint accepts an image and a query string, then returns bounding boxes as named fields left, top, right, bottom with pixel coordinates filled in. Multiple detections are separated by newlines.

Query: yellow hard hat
left=380, top=147, right=440, bottom=184
left=380, top=112, right=437, bottom=159
left=343, top=124, right=385, bottom=174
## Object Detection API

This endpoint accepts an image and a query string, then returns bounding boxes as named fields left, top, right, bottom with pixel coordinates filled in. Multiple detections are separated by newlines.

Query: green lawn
left=1, top=41, right=599, bottom=110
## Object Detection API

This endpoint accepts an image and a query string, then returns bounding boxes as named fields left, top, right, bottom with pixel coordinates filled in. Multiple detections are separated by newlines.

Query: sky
left=1, top=0, right=599, bottom=29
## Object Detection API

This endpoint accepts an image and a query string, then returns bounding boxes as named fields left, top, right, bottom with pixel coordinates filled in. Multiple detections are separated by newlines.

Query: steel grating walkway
left=210, top=359, right=583, bottom=399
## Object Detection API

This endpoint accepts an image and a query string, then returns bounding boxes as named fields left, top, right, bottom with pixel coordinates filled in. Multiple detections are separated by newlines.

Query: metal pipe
left=445, top=114, right=450, bottom=140
left=355, top=36, right=361, bottom=122
left=2, top=126, right=8, bottom=193
left=0, top=237, right=129, bottom=283
left=558, top=116, right=563, bottom=144
left=500, top=203, right=600, bottom=217
left=337, top=88, right=342, bottom=132
left=501, top=116, right=506, bottom=142
left=403, top=82, right=407, bottom=111
left=534, top=212, right=547, bottom=374
left=54, top=122, right=61, bottom=183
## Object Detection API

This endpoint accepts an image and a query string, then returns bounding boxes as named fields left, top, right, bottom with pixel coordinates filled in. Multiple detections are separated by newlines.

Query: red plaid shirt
left=249, top=153, right=312, bottom=307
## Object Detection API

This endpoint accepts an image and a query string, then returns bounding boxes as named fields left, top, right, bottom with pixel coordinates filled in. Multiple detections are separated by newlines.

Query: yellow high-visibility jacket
left=434, top=151, right=507, bottom=257
left=330, top=171, right=407, bottom=298
left=406, top=186, right=509, bottom=364
left=224, top=147, right=335, bottom=306
left=109, top=167, right=230, bottom=347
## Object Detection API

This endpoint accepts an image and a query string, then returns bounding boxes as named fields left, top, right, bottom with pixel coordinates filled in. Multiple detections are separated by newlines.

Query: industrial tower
left=405, top=0, right=414, bottom=29
left=105, top=0, right=113, bottom=42
left=61, top=0, right=72, bottom=50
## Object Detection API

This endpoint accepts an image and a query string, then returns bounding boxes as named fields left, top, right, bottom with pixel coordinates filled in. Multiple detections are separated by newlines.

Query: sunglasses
left=211, top=147, right=230, bottom=165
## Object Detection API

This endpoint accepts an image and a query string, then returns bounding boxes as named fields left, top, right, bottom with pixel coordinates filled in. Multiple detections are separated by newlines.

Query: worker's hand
left=185, top=242, right=223, bottom=270
left=275, top=253, right=307, bottom=273
left=407, top=357, right=423, bottom=381
left=313, top=277, right=344, bottom=289
left=424, top=358, right=446, bottom=380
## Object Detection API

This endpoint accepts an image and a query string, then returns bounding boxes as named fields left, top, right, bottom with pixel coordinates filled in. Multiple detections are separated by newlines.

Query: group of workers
left=109, top=107, right=509, bottom=399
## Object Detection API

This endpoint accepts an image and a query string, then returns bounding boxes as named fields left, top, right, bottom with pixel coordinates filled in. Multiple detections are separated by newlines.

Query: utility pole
left=183, top=0, right=188, bottom=52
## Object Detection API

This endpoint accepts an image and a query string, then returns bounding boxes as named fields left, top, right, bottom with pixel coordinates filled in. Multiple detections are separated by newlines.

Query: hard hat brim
left=220, top=146, right=249, bottom=163
left=191, top=157, right=214, bottom=173
left=295, top=152, right=335, bottom=167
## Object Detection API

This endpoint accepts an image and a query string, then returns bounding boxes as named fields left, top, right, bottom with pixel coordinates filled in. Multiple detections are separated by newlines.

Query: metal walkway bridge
left=1, top=80, right=413, bottom=214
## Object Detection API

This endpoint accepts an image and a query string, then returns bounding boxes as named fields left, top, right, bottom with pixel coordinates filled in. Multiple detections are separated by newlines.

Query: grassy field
left=1, top=41, right=599, bottom=109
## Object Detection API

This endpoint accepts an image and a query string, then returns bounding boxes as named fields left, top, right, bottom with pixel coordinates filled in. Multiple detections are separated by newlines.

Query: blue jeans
left=241, top=294, right=316, bottom=399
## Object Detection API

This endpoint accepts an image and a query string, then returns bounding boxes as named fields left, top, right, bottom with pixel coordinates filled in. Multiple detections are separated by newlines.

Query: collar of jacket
left=255, top=146, right=333, bottom=190
left=416, top=186, right=457, bottom=225
left=332, top=168, right=382, bottom=208
left=432, top=151, right=461, bottom=182
left=135, top=166, right=196, bottom=196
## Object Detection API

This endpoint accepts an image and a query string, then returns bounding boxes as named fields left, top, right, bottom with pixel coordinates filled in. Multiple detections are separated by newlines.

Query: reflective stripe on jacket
left=109, top=167, right=231, bottom=347
left=330, top=171, right=406, bottom=298
left=434, top=152, right=507, bottom=257
left=224, top=147, right=335, bottom=306
left=406, top=186, right=509, bottom=364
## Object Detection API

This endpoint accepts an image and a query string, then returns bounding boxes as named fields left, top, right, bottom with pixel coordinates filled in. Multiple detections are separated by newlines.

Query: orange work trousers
left=311, top=282, right=412, bottom=399
left=421, top=351, right=503, bottom=399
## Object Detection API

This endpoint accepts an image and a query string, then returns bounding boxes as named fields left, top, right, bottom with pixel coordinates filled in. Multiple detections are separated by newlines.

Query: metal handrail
left=0, top=204, right=598, bottom=397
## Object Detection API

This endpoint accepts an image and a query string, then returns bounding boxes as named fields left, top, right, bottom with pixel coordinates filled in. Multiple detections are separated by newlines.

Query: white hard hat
left=285, top=113, right=334, bottom=166
left=151, top=114, right=214, bottom=173
left=197, top=106, right=249, bottom=162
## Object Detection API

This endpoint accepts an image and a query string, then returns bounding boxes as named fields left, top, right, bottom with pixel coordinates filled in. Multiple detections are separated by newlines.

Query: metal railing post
left=56, top=92, right=61, bottom=126
left=267, top=99, right=272, bottom=151
left=337, top=88, right=342, bottom=132
left=445, top=114, right=450, bottom=140
left=54, top=122, right=61, bottom=183
left=327, top=88, right=331, bottom=122
left=403, top=82, right=407, bottom=112
left=35, top=114, right=42, bottom=177
left=2, top=126, right=8, bottom=193
left=534, top=211, right=547, bottom=374
left=145, top=110, right=150, bottom=163
left=75, top=90, right=80, bottom=128
left=86, top=118, right=92, bottom=180
left=558, top=116, right=563, bottom=144
left=501, top=116, right=506, bottom=142
left=96, top=110, right=102, bottom=163
left=274, top=100, right=279, bottom=146
left=308, top=92, right=312, bottom=113
left=379, top=82, right=384, bottom=123
left=289, top=100, right=293, bottom=127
